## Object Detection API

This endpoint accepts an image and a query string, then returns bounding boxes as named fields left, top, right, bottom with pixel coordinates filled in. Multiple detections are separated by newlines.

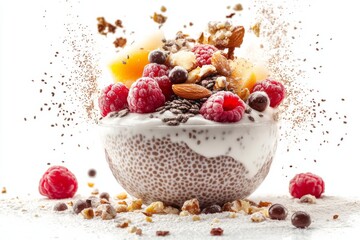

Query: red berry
left=192, top=44, right=218, bottom=67
left=143, top=63, right=173, bottom=100
left=251, top=79, right=285, bottom=108
left=143, top=63, right=169, bottom=78
left=289, top=172, right=325, bottom=199
left=39, top=166, right=78, bottom=199
left=98, top=83, right=129, bottom=117
left=200, top=91, right=246, bottom=122
left=127, top=77, right=165, bottom=113
left=155, top=76, right=173, bottom=101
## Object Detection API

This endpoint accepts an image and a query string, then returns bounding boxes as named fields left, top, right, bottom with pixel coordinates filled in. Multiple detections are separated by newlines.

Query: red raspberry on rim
left=39, top=166, right=78, bottom=199
left=127, top=77, right=165, bottom=113
left=251, top=79, right=285, bottom=108
left=200, top=91, right=246, bottom=122
left=289, top=172, right=325, bottom=198
left=143, top=63, right=173, bottom=100
left=98, top=83, right=129, bottom=117
left=192, top=44, right=218, bottom=67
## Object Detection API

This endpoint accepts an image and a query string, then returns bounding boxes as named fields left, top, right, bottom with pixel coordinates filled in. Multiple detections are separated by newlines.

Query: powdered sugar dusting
left=1, top=194, right=359, bottom=239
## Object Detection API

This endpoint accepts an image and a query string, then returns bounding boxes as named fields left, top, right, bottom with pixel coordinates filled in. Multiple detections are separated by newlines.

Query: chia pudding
left=100, top=108, right=278, bottom=207
left=98, top=20, right=285, bottom=207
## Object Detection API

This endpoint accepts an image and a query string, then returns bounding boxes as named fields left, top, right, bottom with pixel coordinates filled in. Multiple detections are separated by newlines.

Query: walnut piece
left=169, top=50, right=197, bottom=71
left=181, top=199, right=201, bottom=215
left=95, top=204, right=117, bottom=220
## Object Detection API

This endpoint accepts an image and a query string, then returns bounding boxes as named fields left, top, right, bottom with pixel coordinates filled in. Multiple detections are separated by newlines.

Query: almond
left=211, top=51, right=231, bottom=76
left=172, top=84, right=211, bottom=100
left=227, top=26, right=245, bottom=48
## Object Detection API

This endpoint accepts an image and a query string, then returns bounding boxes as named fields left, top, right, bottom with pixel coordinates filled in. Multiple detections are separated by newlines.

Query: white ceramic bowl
left=100, top=114, right=278, bottom=207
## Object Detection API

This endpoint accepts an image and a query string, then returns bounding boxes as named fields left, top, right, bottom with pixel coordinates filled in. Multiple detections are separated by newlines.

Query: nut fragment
left=169, top=50, right=197, bottom=71
left=135, top=228, right=143, bottom=236
left=73, top=200, right=90, bottom=214
left=214, top=76, right=228, bottom=91
left=192, top=215, right=201, bottom=221
left=299, top=194, right=317, bottom=204
left=172, top=84, right=212, bottom=100
left=238, top=88, right=250, bottom=101
left=91, top=188, right=99, bottom=195
left=144, top=201, right=165, bottom=214
left=152, top=12, right=167, bottom=24
left=163, top=206, right=180, bottom=215
left=116, top=192, right=128, bottom=200
left=116, top=221, right=129, bottom=228
left=156, top=231, right=170, bottom=236
left=179, top=210, right=190, bottom=216
left=95, top=204, right=117, bottom=220
left=258, top=201, right=272, bottom=207
left=186, top=65, right=217, bottom=83
left=228, top=212, right=237, bottom=218
left=251, top=22, right=261, bottom=37
left=81, top=208, right=95, bottom=219
left=127, top=199, right=143, bottom=211
left=181, top=198, right=201, bottom=215
left=250, top=211, right=266, bottom=222
left=145, top=216, right=153, bottom=222
left=222, top=199, right=251, bottom=214
left=115, top=204, right=128, bottom=213
left=128, top=226, right=138, bottom=233
left=1, top=187, right=6, bottom=194
left=211, top=51, right=231, bottom=76
left=210, top=227, right=224, bottom=236
left=116, top=218, right=131, bottom=228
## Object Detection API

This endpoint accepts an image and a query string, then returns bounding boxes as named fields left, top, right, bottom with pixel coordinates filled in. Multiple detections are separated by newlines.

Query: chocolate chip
left=53, top=202, right=68, bottom=211
left=268, top=203, right=288, bottom=220
left=291, top=211, right=311, bottom=228
left=201, top=204, right=222, bottom=214
left=99, top=192, right=110, bottom=201
left=73, top=199, right=90, bottom=214
left=88, top=169, right=96, bottom=177
left=248, top=91, right=269, bottom=112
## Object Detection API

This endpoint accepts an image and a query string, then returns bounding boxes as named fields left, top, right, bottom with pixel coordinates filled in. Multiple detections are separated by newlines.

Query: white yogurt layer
left=100, top=109, right=279, bottom=178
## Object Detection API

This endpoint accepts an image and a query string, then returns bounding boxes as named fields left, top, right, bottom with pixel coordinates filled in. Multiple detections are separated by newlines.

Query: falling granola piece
left=152, top=12, right=167, bottom=24
left=113, top=37, right=127, bottom=48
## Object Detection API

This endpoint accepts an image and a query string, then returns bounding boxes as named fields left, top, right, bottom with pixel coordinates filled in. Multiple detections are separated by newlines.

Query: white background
left=1, top=0, right=360, bottom=199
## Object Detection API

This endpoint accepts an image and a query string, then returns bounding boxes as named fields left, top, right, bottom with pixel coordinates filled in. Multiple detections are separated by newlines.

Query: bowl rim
left=98, top=119, right=279, bottom=129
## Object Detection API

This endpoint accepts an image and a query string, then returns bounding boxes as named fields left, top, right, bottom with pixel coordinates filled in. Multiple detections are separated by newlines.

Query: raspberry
left=289, top=172, right=325, bottom=199
left=192, top=44, right=218, bottom=67
left=39, top=166, right=78, bottom=199
left=200, top=91, right=246, bottom=122
left=98, top=83, right=129, bottom=117
left=143, top=63, right=169, bottom=78
left=251, top=79, right=285, bottom=108
left=143, top=63, right=173, bottom=100
left=127, top=77, right=165, bottom=113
